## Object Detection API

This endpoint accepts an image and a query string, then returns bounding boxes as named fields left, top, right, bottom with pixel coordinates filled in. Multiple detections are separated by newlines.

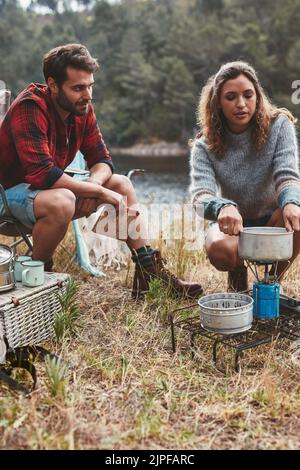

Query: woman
left=190, top=61, right=300, bottom=291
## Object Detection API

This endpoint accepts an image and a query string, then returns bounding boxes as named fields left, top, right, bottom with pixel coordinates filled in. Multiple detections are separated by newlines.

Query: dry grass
left=1, top=230, right=300, bottom=450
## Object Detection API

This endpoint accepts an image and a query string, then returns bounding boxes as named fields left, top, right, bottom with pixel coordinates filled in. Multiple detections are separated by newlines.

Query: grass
left=1, top=228, right=300, bottom=449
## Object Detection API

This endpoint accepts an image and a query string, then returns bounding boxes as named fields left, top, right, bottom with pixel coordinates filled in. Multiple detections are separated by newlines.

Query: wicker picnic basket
left=0, top=273, right=69, bottom=349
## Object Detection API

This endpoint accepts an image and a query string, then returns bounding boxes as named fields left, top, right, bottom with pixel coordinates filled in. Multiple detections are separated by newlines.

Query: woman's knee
left=205, top=238, right=239, bottom=271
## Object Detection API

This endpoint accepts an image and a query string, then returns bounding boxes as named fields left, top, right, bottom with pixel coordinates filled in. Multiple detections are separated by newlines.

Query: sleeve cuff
left=195, top=196, right=237, bottom=221
left=44, top=166, right=64, bottom=188
left=278, top=186, right=300, bottom=208
left=100, top=160, right=114, bottom=174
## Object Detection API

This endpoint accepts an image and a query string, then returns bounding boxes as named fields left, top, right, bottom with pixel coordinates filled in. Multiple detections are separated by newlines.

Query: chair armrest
left=126, top=169, right=145, bottom=180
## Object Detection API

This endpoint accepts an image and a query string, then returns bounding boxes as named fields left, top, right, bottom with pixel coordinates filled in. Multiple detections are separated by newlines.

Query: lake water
left=112, top=155, right=190, bottom=204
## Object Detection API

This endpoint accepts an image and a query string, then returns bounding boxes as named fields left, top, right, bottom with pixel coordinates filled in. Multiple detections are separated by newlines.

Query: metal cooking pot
left=198, top=293, right=253, bottom=335
left=0, top=244, right=15, bottom=291
left=0, top=270, right=15, bottom=292
left=0, top=244, right=14, bottom=272
left=238, top=227, right=293, bottom=263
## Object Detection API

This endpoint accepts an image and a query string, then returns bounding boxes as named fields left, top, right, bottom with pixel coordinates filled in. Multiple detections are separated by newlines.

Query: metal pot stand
left=169, top=294, right=300, bottom=373
left=0, top=342, right=60, bottom=395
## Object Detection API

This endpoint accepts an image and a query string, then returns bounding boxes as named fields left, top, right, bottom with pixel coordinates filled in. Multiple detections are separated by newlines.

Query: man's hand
left=217, top=205, right=243, bottom=236
left=74, top=175, right=110, bottom=216
left=89, top=162, right=112, bottom=186
left=96, top=186, right=128, bottom=214
left=282, top=203, right=300, bottom=232
left=75, top=198, right=99, bottom=218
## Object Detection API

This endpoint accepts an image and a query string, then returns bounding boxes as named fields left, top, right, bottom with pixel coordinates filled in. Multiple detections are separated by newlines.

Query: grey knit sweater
left=189, top=114, right=300, bottom=221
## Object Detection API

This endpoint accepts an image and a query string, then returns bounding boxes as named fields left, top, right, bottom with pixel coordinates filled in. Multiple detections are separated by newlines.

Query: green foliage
left=145, top=278, right=170, bottom=304
left=44, top=355, right=68, bottom=398
left=145, top=277, right=178, bottom=319
left=1, top=0, right=299, bottom=145
left=54, top=278, right=81, bottom=341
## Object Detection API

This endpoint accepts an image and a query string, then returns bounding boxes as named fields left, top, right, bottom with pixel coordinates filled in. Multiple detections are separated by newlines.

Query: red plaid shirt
left=0, top=83, right=113, bottom=189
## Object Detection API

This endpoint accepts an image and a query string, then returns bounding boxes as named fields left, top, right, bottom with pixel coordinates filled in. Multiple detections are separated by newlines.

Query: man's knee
left=106, top=174, right=134, bottom=195
left=38, top=189, right=76, bottom=222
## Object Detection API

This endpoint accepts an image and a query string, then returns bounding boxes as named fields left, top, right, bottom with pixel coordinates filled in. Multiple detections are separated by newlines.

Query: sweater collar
left=226, top=125, right=252, bottom=146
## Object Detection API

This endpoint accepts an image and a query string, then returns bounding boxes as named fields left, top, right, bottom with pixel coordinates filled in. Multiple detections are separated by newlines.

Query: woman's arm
left=273, top=115, right=300, bottom=207
left=189, top=140, right=237, bottom=221
left=272, top=116, right=300, bottom=231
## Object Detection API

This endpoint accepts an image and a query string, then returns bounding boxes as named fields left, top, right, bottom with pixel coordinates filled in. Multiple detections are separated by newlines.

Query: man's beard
left=57, top=88, right=89, bottom=116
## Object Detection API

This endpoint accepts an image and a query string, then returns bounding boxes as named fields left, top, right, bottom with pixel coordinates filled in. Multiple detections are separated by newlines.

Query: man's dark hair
left=43, top=43, right=99, bottom=86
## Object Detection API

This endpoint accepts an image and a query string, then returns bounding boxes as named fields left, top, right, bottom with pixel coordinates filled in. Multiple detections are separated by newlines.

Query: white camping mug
left=14, top=255, right=32, bottom=282
left=22, top=260, right=44, bottom=287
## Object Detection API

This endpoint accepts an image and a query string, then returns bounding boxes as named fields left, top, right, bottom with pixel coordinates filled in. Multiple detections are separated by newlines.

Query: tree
left=162, top=57, right=197, bottom=140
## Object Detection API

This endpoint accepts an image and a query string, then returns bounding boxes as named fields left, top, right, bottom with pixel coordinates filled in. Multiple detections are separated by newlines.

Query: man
left=0, top=43, right=202, bottom=299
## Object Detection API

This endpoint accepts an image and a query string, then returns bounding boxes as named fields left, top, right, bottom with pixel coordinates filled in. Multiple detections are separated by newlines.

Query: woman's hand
left=217, top=205, right=243, bottom=235
left=282, top=203, right=300, bottom=232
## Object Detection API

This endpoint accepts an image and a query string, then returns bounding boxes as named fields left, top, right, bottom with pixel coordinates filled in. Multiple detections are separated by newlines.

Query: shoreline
left=110, top=142, right=189, bottom=158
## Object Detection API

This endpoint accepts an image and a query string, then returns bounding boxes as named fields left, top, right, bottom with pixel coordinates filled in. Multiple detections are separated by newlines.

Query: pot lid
left=0, top=245, right=13, bottom=264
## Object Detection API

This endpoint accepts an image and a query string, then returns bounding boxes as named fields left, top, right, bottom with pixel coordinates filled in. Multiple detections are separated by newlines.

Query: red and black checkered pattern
left=0, top=83, right=113, bottom=190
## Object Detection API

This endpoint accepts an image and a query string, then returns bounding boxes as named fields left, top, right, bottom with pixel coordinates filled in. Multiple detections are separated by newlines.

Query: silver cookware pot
left=238, top=227, right=293, bottom=263
left=0, top=270, right=15, bottom=292
left=198, top=292, right=253, bottom=335
left=0, top=244, right=14, bottom=272
left=0, top=244, right=15, bottom=291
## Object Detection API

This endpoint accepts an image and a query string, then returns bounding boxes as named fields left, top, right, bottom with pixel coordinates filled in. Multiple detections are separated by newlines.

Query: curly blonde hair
left=197, top=61, right=296, bottom=158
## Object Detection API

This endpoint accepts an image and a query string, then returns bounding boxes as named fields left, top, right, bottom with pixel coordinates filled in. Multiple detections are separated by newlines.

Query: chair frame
left=0, top=88, right=31, bottom=251
left=0, top=184, right=33, bottom=251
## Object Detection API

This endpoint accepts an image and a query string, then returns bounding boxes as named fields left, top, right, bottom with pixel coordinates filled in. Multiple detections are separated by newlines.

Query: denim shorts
left=0, top=183, right=40, bottom=228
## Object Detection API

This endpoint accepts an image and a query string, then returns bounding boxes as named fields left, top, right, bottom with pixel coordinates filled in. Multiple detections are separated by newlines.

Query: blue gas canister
left=253, top=282, right=280, bottom=319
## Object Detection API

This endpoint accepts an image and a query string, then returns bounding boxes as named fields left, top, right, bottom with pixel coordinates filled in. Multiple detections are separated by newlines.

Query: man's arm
left=11, top=101, right=65, bottom=189
left=88, top=162, right=112, bottom=186
left=80, top=106, right=114, bottom=180
left=52, top=173, right=104, bottom=197
left=66, top=162, right=112, bottom=218
left=52, top=173, right=125, bottom=210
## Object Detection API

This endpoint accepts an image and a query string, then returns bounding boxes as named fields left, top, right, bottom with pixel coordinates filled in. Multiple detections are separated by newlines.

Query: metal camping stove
left=239, top=226, right=293, bottom=319
left=169, top=295, right=300, bottom=372
left=169, top=227, right=299, bottom=372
